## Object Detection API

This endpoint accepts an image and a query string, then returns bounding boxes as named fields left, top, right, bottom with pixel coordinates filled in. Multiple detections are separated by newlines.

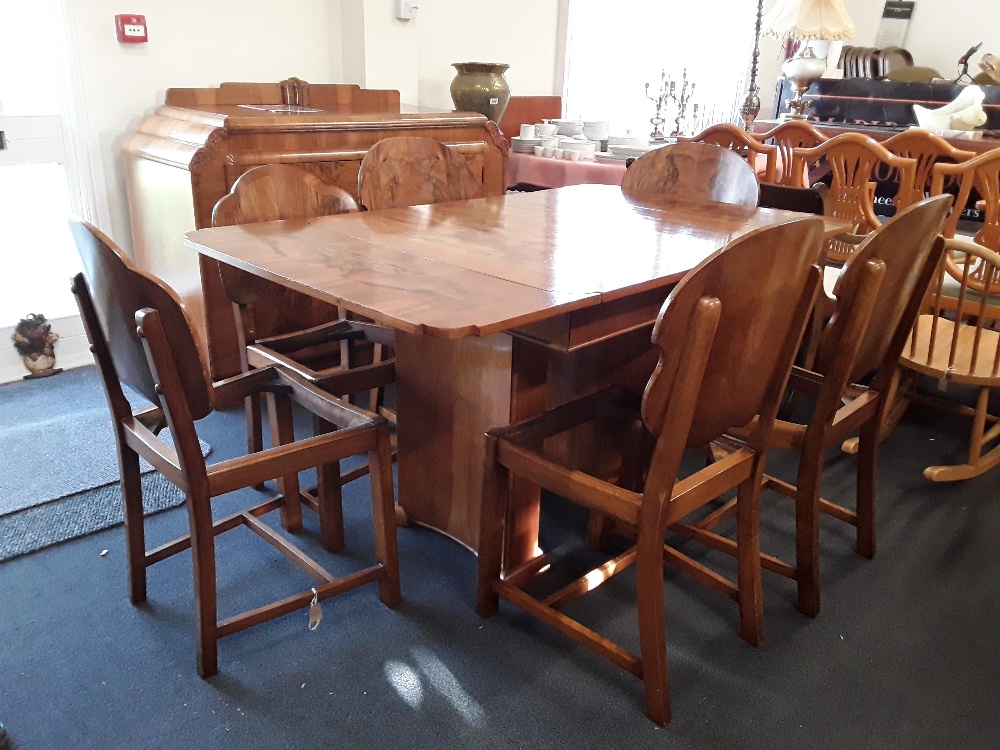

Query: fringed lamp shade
left=762, top=0, right=856, bottom=41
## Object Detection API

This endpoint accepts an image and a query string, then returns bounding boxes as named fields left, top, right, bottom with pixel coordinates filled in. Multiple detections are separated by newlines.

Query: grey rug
left=0, top=472, right=185, bottom=561
left=0, top=367, right=209, bottom=560
left=0, top=408, right=208, bottom=515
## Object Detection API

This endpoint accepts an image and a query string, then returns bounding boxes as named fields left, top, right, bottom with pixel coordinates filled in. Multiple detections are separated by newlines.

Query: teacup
left=519, top=123, right=537, bottom=139
left=536, top=123, right=558, bottom=138
left=553, top=149, right=565, bottom=159
left=542, top=147, right=555, bottom=158
left=533, top=145, right=545, bottom=157
left=564, top=150, right=580, bottom=161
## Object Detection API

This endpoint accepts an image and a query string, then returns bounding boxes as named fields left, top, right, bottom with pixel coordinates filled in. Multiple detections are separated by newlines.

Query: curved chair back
left=358, top=136, right=481, bottom=210
left=680, top=123, right=777, bottom=184
left=643, top=217, right=824, bottom=446
left=213, top=164, right=358, bottom=227
left=881, top=130, right=975, bottom=209
left=932, top=148, right=1000, bottom=253
left=816, top=194, right=953, bottom=385
left=70, top=219, right=212, bottom=418
left=754, top=121, right=827, bottom=186
left=622, top=142, right=760, bottom=207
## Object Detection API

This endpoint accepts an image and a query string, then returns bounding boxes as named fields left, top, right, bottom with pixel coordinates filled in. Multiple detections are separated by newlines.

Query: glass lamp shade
left=762, top=0, right=856, bottom=41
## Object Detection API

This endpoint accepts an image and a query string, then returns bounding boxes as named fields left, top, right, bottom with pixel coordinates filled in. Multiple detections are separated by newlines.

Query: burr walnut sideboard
left=122, top=79, right=508, bottom=379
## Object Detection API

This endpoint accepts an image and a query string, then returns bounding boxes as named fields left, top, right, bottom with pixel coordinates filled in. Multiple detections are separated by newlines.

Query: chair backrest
left=932, top=148, right=1000, bottom=253
left=754, top=121, right=827, bottom=186
left=881, top=130, right=975, bottom=209
left=212, top=165, right=358, bottom=307
left=358, top=136, right=481, bottom=210
left=680, top=123, right=778, bottom=184
left=906, top=238, right=1000, bottom=385
left=621, top=142, right=760, bottom=207
left=69, top=219, right=213, bottom=420
left=213, top=164, right=358, bottom=227
left=642, top=217, right=823, bottom=448
left=789, top=132, right=918, bottom=233
left=815, top=195, right=953, bottom=386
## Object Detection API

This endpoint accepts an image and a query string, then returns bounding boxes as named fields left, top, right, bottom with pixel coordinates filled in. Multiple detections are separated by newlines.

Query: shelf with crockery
left=509, top=119, right=673, bottom=164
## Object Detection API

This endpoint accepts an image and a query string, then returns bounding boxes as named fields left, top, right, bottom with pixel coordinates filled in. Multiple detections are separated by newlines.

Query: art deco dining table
left=184, top=184, right=847, bottom=569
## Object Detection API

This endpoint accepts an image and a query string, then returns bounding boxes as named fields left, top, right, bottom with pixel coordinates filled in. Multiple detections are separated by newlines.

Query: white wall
left=757, top=0, right=993, bottom=116
left=65, top=0, right=342, bottom=252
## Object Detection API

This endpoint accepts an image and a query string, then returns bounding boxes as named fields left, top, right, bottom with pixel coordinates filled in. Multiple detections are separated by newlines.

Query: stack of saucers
left=510, top=136, right=544, bottom=153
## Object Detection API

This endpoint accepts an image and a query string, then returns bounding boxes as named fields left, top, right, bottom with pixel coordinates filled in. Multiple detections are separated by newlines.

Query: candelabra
left=668, top=69, right=696, bottom=137
left=645, top=69, right=697, bottom=140
left=644, top=71, right=670, bottom=141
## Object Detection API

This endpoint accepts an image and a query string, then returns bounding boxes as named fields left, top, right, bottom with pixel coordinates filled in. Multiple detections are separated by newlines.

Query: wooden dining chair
left=621, top=142, right=760, bottom=206
left=790, top=133, right=919, bottom=301
left=899, top=238, right=1000, bottom=481
left=680, top=122, right=778, bottom=184
left=69, top=219, right=401, bottom=678
left=932, top=147, right=1000, bottom=253
left=212, top=165, right=398, bottom=499
left=679, top=195, right=952, bottom=617
left=476, top=217, right=824, bottom=725
left=753, top=120, right=827, bottom=186
left=881, top=129, right=975, bottom=209
left=358, top=136, right=482, bottom=210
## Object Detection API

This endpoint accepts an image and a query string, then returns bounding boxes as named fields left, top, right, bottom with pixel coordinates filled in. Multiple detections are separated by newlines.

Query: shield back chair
left=358, top=136, right=484, bottom=210
left=70, top=219, right=400, bottom=678
left=678, top=196, right=952, bottom=617
left=789, top=132, right=918, bottom=296
left=212, top=163, right=397, bottom=453
left=900, top=238, right=1000, bottom=481
left=881, top=129, right=975, bottom=210
left=476, top=217, right=825, bottom=725
left=621, top=142, right=761, bottom=207
left=753, top=120, right=827, bottom=186
left=932, top=147, right=1000, bottom=254
left=680, top=122, right=778, bottom=184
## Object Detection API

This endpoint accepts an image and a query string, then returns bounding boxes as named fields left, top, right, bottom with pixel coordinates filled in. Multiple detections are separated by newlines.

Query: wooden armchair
left=476, top=217, right=824, bottom=725
left=683, top=196, right=952, bottom=616
left=753, top=120, right=827, bottom=186
left=900, top=238, right=1000, bottom=481
left=212, top=165, right=397, bottom=485
left=621, top=142, right=760, bottom=206
left=358, top=136, right=482, bottom=210
left=69, top=219, right=400, bottom=678
left=680, top=122, right=778, bottom=183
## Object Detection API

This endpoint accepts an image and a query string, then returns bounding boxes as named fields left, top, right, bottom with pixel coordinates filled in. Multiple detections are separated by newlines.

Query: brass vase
left=449, top=62, right=511, bottom=123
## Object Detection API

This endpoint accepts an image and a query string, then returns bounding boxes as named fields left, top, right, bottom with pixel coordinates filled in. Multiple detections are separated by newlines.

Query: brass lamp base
left=780, top=50, right=827, bottom=120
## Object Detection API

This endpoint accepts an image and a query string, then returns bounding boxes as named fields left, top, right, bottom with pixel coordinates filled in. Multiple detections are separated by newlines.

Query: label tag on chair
left=308, top=588, right=323, bottom=631
left=938, top=366, right=955, bottom=392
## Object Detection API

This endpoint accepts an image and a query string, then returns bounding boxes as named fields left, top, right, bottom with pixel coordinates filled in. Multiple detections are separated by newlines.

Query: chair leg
left=267, top=393, right=303, bottom=533
left=855, top=417, right=878, bottom=559
left=635, top=526, right=671, bottom=725
left=314, top=416, right=345, bottom=552
left=245, top=392, right=263, bottom=454
left=118, top=443, right=147, bottom=605
left=794, top=440, right=824, bottom=618
left=368, top=423, right=401, bottom=608
left=187, top=489, right=219, bottom=679
left=476, top=435, right=506, bottom=619
left=736, top=475, right=764, bottom=644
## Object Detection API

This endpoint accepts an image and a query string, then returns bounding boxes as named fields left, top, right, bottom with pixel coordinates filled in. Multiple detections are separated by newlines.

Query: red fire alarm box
left=114, top=14, right=148, bottom=43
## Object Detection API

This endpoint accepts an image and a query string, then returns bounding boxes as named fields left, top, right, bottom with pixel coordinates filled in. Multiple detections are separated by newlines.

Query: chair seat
left=903, top=314, right=1000, bottom=385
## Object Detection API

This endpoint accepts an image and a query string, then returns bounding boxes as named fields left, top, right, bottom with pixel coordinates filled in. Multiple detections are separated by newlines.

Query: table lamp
left=762, top=0, right=855, bottom=119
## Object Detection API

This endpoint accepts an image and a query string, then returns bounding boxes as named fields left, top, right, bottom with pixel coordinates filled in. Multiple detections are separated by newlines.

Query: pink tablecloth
left=507, top=152, right=627, bottom=189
